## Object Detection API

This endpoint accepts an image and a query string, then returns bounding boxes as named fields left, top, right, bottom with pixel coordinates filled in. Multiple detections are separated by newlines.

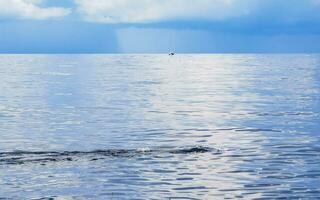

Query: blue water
left=0, top=54, right=319, bottom=199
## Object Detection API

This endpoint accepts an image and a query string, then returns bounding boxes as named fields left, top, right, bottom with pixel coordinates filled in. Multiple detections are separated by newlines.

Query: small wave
left=0, top=146, right=218, bottom=165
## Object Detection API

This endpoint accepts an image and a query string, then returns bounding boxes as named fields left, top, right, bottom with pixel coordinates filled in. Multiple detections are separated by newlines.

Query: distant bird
left=169, top=52, right=175, bottom=56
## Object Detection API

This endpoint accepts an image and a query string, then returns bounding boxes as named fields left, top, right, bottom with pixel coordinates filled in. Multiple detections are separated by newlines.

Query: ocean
left=0, top=54, right=319, bottom=199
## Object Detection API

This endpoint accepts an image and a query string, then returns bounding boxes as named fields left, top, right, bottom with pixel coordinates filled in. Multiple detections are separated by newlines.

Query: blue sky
left=0, top=0, right=320, bottom=53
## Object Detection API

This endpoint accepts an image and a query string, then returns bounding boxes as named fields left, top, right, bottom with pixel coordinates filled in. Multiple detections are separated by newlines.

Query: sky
left=0, top=0, right=320, bottom=53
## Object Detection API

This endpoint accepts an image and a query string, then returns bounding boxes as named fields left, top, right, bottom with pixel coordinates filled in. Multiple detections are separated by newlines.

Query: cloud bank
left=75, top=0, right=254, bottom=23
left=74, top=0, right=320, bottom=24
left=1, top=0, right=320, bottom=24
left=0, top=0, right=70, bottom=20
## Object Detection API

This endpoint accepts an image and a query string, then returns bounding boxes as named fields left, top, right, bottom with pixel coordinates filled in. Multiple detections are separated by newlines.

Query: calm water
left=0, top=54, right=319, bottom=199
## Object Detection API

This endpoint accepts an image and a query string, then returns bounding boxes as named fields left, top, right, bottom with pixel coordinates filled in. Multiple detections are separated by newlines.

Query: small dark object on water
left=169, top=52, right=175, bottom=56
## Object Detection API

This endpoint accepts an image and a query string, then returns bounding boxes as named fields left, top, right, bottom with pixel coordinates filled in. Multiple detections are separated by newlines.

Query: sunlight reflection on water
left=0, top=54, right=319, bottom=199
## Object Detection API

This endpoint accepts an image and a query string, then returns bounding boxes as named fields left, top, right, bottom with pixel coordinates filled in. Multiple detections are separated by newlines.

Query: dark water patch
left=173, top=186, right=207, bottom=191
left=130, top=128, right=174, bottom=133
left=213, top=127, right=281, bottom=133
left=31, top=197, right=59, bottom=200
left=235, top=128, right=281, bottom=133
left=222, top=169, right=257, bottom=174
left=148, top=110, right=168, bottom=114
left=214, top=127, right=239, bottom=131
left=244, top=183, right=281, bottom=188
left=182, top=128, right=211, bottom=132
left=167, top=197, right=201, bottom=200
left=176, top=177, right=194, bottom=181
left=169, top=147, right=213, bottom=154
left=249, top=111, right=317, bottom=117
left=0, top=146, right=218, bottom=165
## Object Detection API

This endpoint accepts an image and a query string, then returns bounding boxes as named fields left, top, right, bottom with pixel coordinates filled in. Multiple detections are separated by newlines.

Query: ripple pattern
left=0, top=54, right=320, bottom=199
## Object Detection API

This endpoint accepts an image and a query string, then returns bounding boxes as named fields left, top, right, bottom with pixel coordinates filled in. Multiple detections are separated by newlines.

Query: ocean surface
left=0, top=54, right=319, bottom=199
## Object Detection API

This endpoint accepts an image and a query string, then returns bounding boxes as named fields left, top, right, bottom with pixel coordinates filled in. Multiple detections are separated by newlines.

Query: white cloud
left=1, top=0, right=319, bottom=23
left=74, top=0, right=320, bottom=24
left=0, top=0, right=70, bottom=20
left=74, top=0, right=254, bottom=23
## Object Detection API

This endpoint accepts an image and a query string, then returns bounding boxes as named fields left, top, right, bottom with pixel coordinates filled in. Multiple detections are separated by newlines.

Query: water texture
left=0, top=54, right=319, bottom=199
